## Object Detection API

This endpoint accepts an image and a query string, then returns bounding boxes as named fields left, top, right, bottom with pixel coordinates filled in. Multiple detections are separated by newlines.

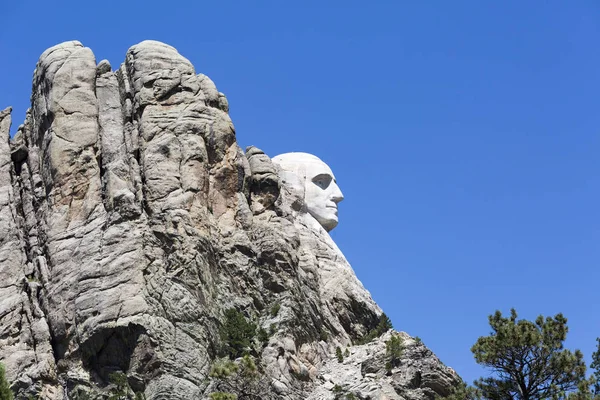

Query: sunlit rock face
left=272, top=152, right=344, bottom=232
left=271, top=151, right=382, bottom=343
left=0, top=41, right=459, bottom=400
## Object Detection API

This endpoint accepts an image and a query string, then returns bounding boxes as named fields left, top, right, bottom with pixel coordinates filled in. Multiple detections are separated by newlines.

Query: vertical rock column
left=26, top=42, right=150, bottom=391
left=27, top=41, right=106, bottom=361
left=96, top=60, right=139, bottom=218
left=118, top=41, right=229, bottom=398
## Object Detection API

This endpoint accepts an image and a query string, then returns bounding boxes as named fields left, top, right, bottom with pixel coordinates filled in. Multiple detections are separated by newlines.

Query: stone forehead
left=272, top=152, right=334, bottom=176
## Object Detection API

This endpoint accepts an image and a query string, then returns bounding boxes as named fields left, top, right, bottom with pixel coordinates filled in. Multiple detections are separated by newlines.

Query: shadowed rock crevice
left=80, top=324, right=150, bottom=382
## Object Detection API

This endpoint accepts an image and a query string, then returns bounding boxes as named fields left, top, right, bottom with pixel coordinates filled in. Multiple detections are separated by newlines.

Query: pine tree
left=569, top=339, right=600, bottom=400
left=591, top=338, right=600, bottom=396
left=357, top=312, right=394, bottom=344
left=220, top=309, right=257, bottom=359
left=385, top=334, right=404, bottom=372
left=471, top=309, right=586, bottom=400
left=377, top=313, right=393, bottom=333
left=0, top=363, right=13, bottom=400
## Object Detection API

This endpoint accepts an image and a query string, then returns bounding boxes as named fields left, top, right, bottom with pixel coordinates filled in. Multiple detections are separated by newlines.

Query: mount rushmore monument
left=0, top=40, right=458, bottom=399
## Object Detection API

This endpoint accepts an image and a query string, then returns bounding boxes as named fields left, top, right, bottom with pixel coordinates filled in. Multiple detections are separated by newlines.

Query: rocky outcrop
left=310, top=332, right=458, bottom=400
left=0, top=41, right=459, bottom=399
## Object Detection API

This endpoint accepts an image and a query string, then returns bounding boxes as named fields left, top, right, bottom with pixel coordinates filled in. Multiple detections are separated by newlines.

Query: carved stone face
left=272, top=152, right=344, bottom=231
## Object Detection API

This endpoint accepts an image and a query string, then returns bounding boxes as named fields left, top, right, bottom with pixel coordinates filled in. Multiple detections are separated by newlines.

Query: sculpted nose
left=331, top=184, right=344, bottom=204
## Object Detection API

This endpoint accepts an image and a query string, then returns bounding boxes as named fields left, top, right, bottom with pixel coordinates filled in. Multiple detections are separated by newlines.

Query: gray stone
left=0, top=107, right=59, bottom=398
left=0, top=41, right=459, bottom=400
left=96, top=59, right=112, bottom=75
left=308, top=332, right=458, bottom=400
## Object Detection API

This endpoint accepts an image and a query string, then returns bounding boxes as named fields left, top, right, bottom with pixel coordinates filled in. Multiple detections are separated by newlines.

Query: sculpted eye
left=312, top=174, right=332, bottom=189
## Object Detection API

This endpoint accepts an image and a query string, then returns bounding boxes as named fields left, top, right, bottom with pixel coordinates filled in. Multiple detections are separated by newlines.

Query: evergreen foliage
left=106, top=371, right=145, bottom=399
left=70, top=388, right=92, bottom=400
left=209, top=355, right=271, bottom=400
left=336, top=347, right=344, bottom=363
left=0, top=363, right=12, bottom=400
left=565, top=381, right=600, bottom=400
left=269, top=303, right=280, bottom=317
left=257, top=327, right=269, bottom=344
left=471, top=309, right=586, bottom=400
left=565, top=339, right=600, bottom=400
left=332, top=384, right=357, bottom=400
left=319, top=329, right=329, bottom=342
left=591, top=339, right=600, bottom=396
left=108, top=372, right=130, bottom=400
left=332, top=385, right=343, bottom=398
left=357, top=313, right=393, bottom=345
left=220, top=308, right=257, bottom=359
left=385, top=334, right=404, bottom=372
left=377, top=313, right=393, bottom=332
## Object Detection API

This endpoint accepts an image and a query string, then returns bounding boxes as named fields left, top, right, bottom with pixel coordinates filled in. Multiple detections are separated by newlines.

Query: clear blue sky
left=1, top=1, right=599, bottom=385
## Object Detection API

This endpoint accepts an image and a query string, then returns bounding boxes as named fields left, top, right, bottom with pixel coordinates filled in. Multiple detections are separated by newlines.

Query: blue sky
left=1, top=1, right=599, bottom=385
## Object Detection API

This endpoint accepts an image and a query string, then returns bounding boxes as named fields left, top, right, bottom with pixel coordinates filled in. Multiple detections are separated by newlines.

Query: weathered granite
left=0, top=41, right=459, bottom=400
left=309, top=332, right=459, bottom=400
left=0, top=107, right=59, bottom=398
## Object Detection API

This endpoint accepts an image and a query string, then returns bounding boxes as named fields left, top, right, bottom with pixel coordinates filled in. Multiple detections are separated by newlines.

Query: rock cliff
left=0, top=40, right=459, bottom=399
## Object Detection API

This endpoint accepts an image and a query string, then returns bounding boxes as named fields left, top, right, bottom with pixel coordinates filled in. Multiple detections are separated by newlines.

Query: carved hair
left=271, top=152, right=324, bottom=183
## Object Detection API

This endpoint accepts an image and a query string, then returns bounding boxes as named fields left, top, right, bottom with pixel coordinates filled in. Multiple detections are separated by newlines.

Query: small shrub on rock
left=108, top=371, right=129, bottom=400
left=106, top=370, right=144, bottom=399
left=70, top=388, right=92, bottom=400
left=257, top=327, right=269, bottom=344
left=0, top=363, right=13, bottom=400
left=319, top=329, right=329, bottom=342
left=332, top=384, right=357, bottom=400
left=332, top=385, right=344, bottom=399
left=270, top=303, right=280, bottom=317
left=209, top=355, right=271, bottom=400
left=336, top=347, right=344, bottom=363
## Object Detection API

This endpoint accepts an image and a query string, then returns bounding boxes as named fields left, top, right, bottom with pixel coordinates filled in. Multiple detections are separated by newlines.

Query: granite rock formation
left=0, top=40, right=459, bottom=399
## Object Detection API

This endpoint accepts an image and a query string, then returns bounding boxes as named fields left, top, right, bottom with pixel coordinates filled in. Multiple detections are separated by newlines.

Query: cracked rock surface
left=309, top=332, right=458, bottom=400
left=0, top=41, right=459, bottom=399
